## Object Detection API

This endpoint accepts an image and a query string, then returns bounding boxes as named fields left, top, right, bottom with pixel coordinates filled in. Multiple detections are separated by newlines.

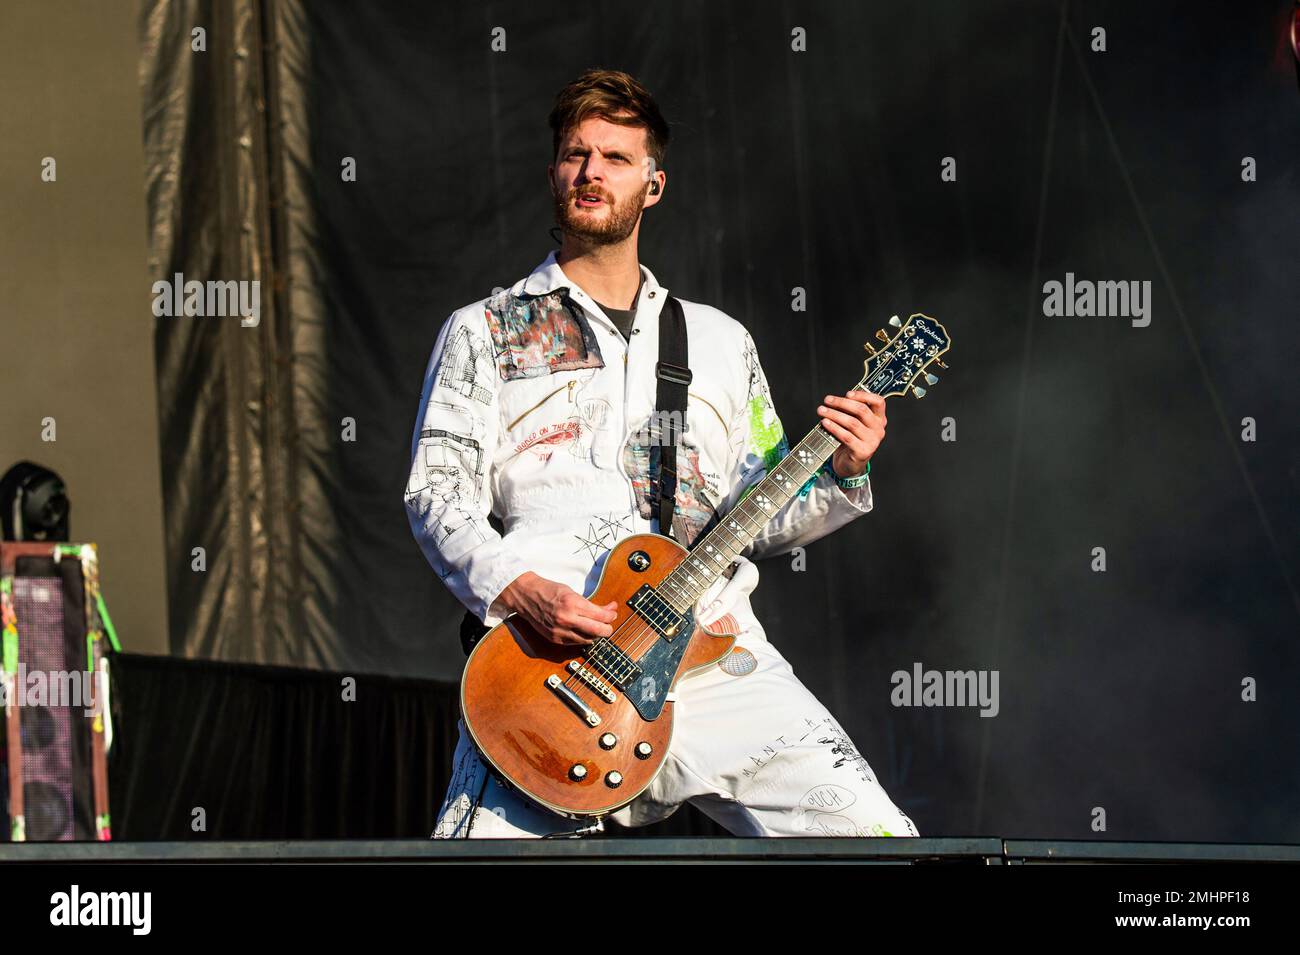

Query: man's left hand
left=817, top=390, right=886, bottom=479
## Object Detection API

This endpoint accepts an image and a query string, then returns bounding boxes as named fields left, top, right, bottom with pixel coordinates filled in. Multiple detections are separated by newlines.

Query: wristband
left=822, top=459, right=870, bottom=489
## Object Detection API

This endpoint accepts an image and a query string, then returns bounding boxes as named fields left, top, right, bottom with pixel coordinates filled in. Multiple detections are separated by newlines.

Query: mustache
left=566, top=186, right=612, bottom=203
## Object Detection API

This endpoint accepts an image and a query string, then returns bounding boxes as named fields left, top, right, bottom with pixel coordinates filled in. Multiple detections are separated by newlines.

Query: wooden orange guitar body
left=460, top=533, right=740, bottom=818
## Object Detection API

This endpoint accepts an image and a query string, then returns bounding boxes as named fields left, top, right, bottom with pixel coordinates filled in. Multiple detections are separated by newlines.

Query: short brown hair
left=549, top=68, right=670, bottom=169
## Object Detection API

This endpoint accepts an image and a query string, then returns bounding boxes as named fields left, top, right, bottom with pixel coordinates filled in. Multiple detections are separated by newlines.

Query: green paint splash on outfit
left=746, top=395, right=821, bottom=500
left=747, top=395, right=786, bottom=472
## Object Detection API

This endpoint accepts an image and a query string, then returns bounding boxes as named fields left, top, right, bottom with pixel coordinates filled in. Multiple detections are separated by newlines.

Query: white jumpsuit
left=405, top=251, right=918, bottom=839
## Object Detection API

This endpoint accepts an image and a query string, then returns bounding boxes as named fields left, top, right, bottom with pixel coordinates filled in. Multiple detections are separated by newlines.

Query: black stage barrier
left=104, top=652, right=729, bottom=840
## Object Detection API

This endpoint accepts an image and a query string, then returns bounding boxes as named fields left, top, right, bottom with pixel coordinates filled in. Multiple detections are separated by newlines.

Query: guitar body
left=460, top=533, right=739, bottom=818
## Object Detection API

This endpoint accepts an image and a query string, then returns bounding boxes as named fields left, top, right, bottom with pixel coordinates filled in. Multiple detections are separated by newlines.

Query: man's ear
left=547, top=164, right=557, bottom=195
left=644, top=167, right=666, bottom=206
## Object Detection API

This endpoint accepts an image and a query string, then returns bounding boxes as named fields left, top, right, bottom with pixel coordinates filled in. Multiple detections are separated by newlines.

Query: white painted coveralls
left=406, top=251, right=918, bottom=838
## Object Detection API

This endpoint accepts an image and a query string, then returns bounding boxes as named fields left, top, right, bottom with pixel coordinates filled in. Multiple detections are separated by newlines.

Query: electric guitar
left=460, top=313, right=952, bottom=818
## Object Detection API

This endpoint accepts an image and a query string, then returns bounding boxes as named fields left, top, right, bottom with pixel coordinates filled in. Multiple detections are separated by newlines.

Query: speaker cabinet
left=0, top=542, right=113, bottom=841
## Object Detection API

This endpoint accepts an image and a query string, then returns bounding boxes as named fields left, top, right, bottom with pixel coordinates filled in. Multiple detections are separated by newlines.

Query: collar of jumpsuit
left=404, top=250, right=874, bottom=630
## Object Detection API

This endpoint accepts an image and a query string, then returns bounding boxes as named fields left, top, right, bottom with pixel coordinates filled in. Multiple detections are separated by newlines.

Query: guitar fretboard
left=655, top=382, right=862, bottom=613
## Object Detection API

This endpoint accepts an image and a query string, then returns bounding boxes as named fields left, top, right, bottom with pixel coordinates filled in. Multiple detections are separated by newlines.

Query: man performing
left=406, top=68, right=918, bottom=839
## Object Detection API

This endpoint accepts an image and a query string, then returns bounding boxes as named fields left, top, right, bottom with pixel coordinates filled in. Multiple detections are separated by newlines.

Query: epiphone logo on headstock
left=862, top=313, right=951, bottom=400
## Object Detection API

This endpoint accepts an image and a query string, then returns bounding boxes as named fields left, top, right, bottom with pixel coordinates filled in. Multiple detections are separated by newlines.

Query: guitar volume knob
left=605, top=770, right=623, bottom=788
left=599, top=733, right=617, bottom=749
left=569, top=764, right=588, bottom=781
left=635, top=742, right=653, bottom=759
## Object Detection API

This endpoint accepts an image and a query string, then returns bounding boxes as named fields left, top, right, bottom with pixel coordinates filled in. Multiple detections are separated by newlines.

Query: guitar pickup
left=567, top=660, right=616, bottom=703
left=627, top=584, right=685, bottom=641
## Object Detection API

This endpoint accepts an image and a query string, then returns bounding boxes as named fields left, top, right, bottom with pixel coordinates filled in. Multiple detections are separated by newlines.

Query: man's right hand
left=498, top=571, right=618, bottom=646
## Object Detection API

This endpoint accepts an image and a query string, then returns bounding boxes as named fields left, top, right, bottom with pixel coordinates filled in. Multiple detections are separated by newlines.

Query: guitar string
left=562, top=421, right=846, bottom=699
left=574, top=348, right=909, bottom=675
left=613, top=424, right=841, bottom=668
left=559, top=367, right=877, bottom=697
left=569, top=389, right=863, bottom=696
left=568, top=396, right=856, bottom=696
left=562, top=427, right=834, bottom=694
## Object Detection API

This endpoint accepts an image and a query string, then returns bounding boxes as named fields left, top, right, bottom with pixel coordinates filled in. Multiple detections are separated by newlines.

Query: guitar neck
left=653, top=311, right=951, bottom=615
left=655, top=378, right=865, bottom=613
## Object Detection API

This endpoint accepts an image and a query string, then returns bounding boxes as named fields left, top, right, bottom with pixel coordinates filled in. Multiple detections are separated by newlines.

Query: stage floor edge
left=0, top=838, right=1296, bottom=863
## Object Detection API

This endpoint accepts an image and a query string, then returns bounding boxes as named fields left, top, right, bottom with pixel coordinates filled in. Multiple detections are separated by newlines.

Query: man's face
left=549, top=114, right=663, bottom=246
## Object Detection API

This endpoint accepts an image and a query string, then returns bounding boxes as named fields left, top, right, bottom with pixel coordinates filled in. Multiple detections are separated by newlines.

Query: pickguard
left=621, top=609, right=696, bottom=721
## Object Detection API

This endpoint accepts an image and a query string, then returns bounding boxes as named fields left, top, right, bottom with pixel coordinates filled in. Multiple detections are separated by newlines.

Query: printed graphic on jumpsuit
left=509, top=371, right=611, bottom=465
left=484, top=287, right=604, bottom=381
left=622, top=421, right=723, bottom=546
left=405, top=321, right=498, bottom=574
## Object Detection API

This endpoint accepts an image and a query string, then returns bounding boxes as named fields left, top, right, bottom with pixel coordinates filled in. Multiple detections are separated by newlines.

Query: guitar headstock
left=860, top=313, right=952, bottom=399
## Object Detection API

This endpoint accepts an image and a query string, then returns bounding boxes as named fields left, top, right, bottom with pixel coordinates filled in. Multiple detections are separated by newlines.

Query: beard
left=552, top=182, right=646, bottom=246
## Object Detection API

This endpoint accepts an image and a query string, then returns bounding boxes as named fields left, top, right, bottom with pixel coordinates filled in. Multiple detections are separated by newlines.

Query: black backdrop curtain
left=106, top=653, right=724, bottom=838
left=138, top=0, right=1300, bottom=843
left=107, top=654, right=459, bottom=839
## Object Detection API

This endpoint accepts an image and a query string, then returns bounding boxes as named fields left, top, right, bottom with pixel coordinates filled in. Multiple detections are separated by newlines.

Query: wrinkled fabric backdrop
left=138, top=0, right=1300, bottom=841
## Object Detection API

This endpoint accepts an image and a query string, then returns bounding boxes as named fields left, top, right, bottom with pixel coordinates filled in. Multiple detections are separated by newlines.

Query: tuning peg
left=911, top=385, right=927, bottom=398
left=934, top=358, right=948, bottom=369
left=888, top=315, right=902, bottom=328
left=863, top=342, right=876, bottom=354
left=875, top=329, right=890, bottom=343
left=924, top=373, right=938, bottom=385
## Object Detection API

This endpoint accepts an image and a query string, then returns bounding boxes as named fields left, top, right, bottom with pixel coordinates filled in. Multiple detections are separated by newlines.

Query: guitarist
left=407, top=68, right=918, bottom=839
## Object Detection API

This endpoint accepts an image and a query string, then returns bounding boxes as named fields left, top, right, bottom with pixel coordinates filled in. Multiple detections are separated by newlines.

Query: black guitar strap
left=461, top=294, right=691, bottom=656
left=652, top=296, right=691, bottom=541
